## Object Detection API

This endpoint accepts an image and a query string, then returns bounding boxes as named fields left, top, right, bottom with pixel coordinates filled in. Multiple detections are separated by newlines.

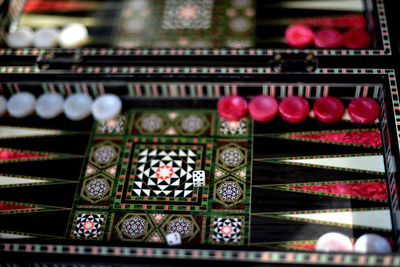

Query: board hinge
left=269, top=53, right=317, bottom=73
left=36, top=51, right=83, bottom=71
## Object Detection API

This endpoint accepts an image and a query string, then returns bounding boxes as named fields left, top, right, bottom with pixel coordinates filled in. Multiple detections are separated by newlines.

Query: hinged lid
left=0, top=0, right=396, bottom=70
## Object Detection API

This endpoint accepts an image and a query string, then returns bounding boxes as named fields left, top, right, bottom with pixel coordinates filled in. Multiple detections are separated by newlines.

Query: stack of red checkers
left=248, top=95, right=279, bottom=122
left=279, top=96, right=310, bottom=123
left=217, top=95, right=248, bottom=121
left=218, top=95, right=379, bottom=125
left=314, top=28, right=343, bottom=49
left=343, top=29, right=371, bottom=49
left=285, top=24, right=314, bottom=48
left=348, top=97, right=379, bottom=124
left=313, top=96, right=345, bottom=123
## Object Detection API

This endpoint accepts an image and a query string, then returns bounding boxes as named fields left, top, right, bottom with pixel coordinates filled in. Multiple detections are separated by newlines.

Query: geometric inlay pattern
left=163, top=215, right=200, bottom=242
left=72, top=213, right=106, bottom=239
left=212, top=217, right=242, bottom=244
left=132, top=148, right=197, bottom=197
left=219, top=118, right=248, bottom=137
left=136, top=114, right=168, bottom=134
left=90, top=141, right=120, bottom=168
left=96, top=115, right=126, bottom=134
left=131, top=111, right=214, bottom=137
left=69, top=108, right=252, bottom=245
left=212, top=140, right=249, bottom=211
left=168, top=217, right=193, bottom=237
left=177, top=114, right=209, bottom=136
left=81, top=175, right=114, bottom=204
left=213, top=177, right=246, bottom=208
left=115, top=214, right=150, bottom=241
left=216, top=143, right=247, bottom=170
left=162, top=0, right=214, bottom=29
left=86, top=179, right=109, bottom=198
left=218, top=182, right=241, bottom=201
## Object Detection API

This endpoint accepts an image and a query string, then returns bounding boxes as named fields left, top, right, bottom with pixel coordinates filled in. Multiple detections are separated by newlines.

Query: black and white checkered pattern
left=212, top=217, right=241, bottom=243
left=132, top=148, right=196, bottom=197
left=73, top=213, right=104, bottom=238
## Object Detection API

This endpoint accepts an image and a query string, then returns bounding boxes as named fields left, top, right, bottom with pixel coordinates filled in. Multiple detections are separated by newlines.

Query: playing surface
left=0, top=102, right=392, bottom=251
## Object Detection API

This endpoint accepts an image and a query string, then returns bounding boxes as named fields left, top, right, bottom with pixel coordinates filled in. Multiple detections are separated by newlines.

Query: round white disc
left=33, top=27, right=59, bottom=48
left=7, top=92, right=36, bottom=118
left=7, top=27, right=34, bottom=48
left=59, top=23, right=89, bottom=48
left=36, top=93, right=64, bottom=119
left=354, top=234, right=391, bottom=253
left=0, top=95, right=7, bottom=116
left=92, top=94, right=122, bottom=121
left=315, top=232, right=353, bottom=252
left=64, top=93, right=93, bottom=121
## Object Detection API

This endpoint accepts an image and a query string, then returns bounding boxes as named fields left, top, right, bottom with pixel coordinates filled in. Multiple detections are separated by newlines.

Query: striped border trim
left=0, top=244, right=399, bottom=266
left=0, top=82, right=382, bottom=99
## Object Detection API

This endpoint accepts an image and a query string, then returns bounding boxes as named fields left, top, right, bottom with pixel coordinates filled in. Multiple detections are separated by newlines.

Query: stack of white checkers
left=6, top=23, right=89, bottom=48
left=0, top=92, right=122, bottom=121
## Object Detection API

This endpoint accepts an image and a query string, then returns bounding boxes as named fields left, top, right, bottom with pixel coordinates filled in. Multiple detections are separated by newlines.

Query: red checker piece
left=314, top=28, right=343, bottom=49
left=343, top=29, right=371, bottom=49
left=285, top=24, right=314, bottom=48
left=279, top=96, right=310, bottom=123
left=348, top=97, right=379, bottom=124
left=217, top=95, right=247, bottom=121
left=248, top=95, right=279, bottom=122
left=313, top=96, right=345, bottom=124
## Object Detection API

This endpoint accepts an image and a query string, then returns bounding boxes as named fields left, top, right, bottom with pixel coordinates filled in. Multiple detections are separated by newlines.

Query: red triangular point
left=0, top=148, right=50, bottom=161
left=284, top=129, right=382, bottom=148
left=0, top=202, right=38, bottom=211
left=284, top=242, right=316, bottom=251
left=283, top=181, right=388, bottom=201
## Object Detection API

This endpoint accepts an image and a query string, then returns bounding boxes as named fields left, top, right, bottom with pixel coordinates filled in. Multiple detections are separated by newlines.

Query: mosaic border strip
left=0, top=243, right=399, bottom=266
left=0, top=66, right=393, bottom=75
left=0, top=82, right=384, bottom=100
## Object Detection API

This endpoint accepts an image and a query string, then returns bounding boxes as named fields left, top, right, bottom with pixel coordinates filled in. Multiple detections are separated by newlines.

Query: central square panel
left=114, top=136, right=212, bottom=211
left=131, top=145, right=199, bottom=197
left=68, top=108, right=252, bottom=244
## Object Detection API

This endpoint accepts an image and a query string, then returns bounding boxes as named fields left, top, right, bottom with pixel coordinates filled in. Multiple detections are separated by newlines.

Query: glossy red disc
left=279, top=96, right=310, bottom=123
left=248, top=95, right=279, bottom=122
left=285, top=24, right=314, bottom=48
left=217, top=95, right=248, bottom=121
left=343, top=29, right=371, bottom=49
left=348, top=97, right=379, bottom=124
left=313, top=96, right=345, bottom=124
left=314, top=28, right=343, bottom=49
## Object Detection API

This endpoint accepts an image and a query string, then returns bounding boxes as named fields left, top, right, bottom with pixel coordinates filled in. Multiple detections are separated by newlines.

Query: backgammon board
left=0, top=0, right=400, bottom=266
